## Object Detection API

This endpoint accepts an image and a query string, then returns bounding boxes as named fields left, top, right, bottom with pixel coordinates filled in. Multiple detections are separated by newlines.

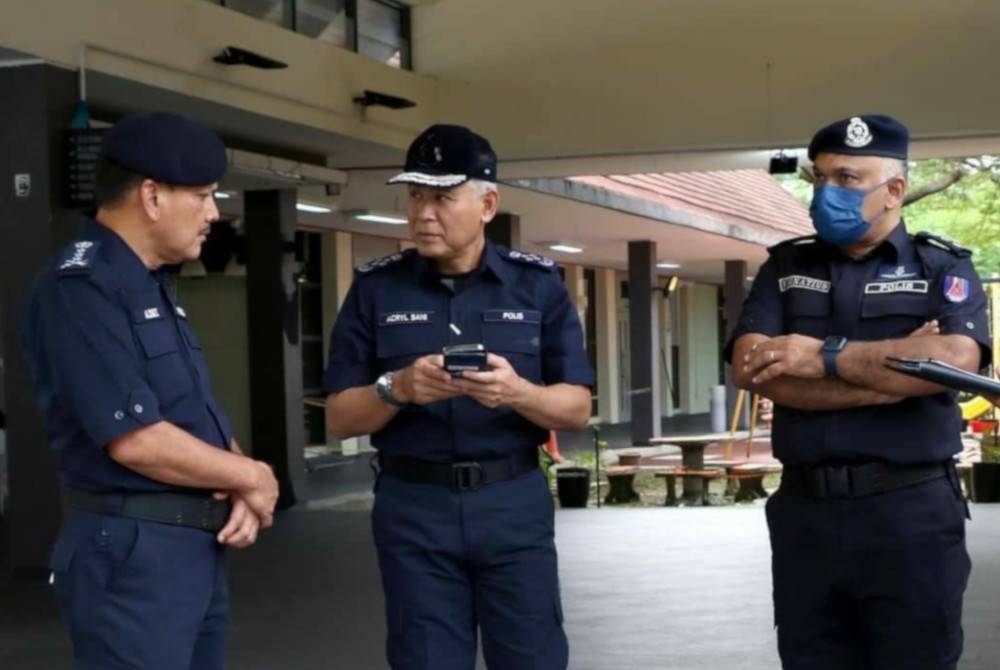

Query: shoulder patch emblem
left=944, top=275, right=970, bottom=303
left=504, top=249, right=556, bottom=270
left=356, top=251, right=405, bottom=275
left=58, top=240, right=99, bottom=275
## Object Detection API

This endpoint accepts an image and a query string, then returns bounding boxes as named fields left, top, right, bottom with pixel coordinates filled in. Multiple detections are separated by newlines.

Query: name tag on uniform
left=143, top=308, right=161, bottom=320
left=379, top=311, right=435, bottom=326
left=864, top=280, right=929, bottom=295
left=483, top=309, right=541, bottom=324
left=778, top=275, right=831, bottom=294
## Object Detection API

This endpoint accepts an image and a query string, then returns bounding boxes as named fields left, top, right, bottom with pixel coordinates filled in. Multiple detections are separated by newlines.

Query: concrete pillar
left=628, top=241, right=661, bottom=444
left=659, top=278, right=676, bottom=418
left=594, top=268, right=620, bottom=424
left=563, top=264, right=587, bottom=328
left=322, top=230, right=361, bottom=455
left=244, top=189, right=306, bottom=508
left=724, top=260, right=749, bottom=429
left=487, top=212, right=520, bottom=249
left=0, top=64, right=80, bottom=572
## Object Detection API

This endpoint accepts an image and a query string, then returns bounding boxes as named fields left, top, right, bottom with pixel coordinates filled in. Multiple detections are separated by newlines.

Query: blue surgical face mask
left=809, top=179, right=893, bottom=247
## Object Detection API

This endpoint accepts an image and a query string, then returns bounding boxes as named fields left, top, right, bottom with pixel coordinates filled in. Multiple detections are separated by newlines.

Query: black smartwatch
left=822, top=336, right=848, bottom=379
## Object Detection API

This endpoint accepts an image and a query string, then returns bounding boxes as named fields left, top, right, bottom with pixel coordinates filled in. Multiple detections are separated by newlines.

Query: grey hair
left=882, top=158, right=909, bottom=180
left=468, top=179, right=499, bottom=197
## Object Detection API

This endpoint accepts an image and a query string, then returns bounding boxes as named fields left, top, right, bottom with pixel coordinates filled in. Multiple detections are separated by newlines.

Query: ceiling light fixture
left=548, top=244, right=583, bottom=254
left=296, top=202, right=332, bottom=214
left=348, top=210, right=408, bottom=225
left=657, top=262, right=681, bottom=269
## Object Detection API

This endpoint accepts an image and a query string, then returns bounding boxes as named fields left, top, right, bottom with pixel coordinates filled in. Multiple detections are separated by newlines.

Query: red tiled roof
left=570, top=170, right=813, bottom=240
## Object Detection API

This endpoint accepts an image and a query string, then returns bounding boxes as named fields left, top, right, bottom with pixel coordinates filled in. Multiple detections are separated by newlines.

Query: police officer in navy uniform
left=324, top=124, right=594, bottom=670
left=728, top=114, right=989, bottom=670
left=21, top=112, right=279, bottom=670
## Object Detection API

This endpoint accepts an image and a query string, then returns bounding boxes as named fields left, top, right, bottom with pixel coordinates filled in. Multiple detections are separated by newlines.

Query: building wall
left=679, top=283, right=720, bottom=415
left=176, top=274, right=253, bottom=453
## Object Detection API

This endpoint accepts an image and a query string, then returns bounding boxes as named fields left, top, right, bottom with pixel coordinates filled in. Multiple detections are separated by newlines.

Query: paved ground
left=4, top=500, right=1000, bottom=669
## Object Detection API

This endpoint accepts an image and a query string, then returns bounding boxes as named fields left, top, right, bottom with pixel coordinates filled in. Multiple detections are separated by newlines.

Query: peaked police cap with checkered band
left=388, top=124, right=497, bottom=188
left=808, top=114, right=909, bottom=161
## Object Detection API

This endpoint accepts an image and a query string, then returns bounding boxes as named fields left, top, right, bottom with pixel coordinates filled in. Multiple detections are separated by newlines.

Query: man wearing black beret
left=20, top=112, right=279, bottom=670
left=727, top=114, right=989, bottom=669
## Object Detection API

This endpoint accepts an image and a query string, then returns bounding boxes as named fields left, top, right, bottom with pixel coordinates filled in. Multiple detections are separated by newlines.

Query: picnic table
left=649, top=432, right=749, bottom=504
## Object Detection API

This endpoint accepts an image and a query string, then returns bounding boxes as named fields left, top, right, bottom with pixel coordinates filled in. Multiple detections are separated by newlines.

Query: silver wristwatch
left=375, top=372, right=407, bottom=408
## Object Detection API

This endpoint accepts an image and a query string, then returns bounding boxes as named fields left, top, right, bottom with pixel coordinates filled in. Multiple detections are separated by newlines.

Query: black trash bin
left=556, top=467, right=591, bottom=508
left=972, top=462, right=1000, bottom=502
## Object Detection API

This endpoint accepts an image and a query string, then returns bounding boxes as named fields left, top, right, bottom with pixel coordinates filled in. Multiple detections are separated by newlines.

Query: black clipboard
left=884, top=357, right=1000, bottom=396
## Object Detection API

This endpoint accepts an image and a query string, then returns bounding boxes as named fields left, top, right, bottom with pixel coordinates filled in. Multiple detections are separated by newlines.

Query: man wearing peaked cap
left=20, top=112, right=279, bottom=670
left=727, top=113, right=989, bottom=669
left=325, top=124, right=594, bottom=669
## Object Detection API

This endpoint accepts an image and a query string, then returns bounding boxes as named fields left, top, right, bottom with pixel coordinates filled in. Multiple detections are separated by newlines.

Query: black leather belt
left=378, top=449, right=539, bottom=492
left=64, top=488, right=232, bottom=532
left=779, top=461, right=952, bottom=500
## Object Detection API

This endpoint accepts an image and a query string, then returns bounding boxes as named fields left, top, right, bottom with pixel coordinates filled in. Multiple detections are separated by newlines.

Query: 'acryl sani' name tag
left=379, top=311, right=435, bottom=326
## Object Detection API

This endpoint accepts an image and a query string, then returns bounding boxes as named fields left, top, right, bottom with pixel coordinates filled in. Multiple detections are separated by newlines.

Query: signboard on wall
left=65, top=128, right=106, bottom=207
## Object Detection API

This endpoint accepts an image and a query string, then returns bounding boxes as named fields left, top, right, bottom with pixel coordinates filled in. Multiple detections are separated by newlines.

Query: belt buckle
left=451, top=462, right=486, bottom=493
left=822, top=466, right=852, bottom=499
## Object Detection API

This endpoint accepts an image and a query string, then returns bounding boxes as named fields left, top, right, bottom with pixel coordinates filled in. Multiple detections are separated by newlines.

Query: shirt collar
left=877, top=220, right=911, bottom=263
left=81, top=217, right=159, bottom=286
left=412, top=239, right=507, bottom=285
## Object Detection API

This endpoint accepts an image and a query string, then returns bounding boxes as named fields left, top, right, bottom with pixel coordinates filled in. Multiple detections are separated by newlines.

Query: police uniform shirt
left=21, top=218, right=233, bottom=492
left=324, top=241, right=595, bottom=462
left=726, top=222, right=992, bottom=465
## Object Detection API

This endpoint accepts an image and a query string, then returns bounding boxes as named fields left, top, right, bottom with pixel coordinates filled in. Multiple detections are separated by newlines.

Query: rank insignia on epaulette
left=915, top=231, right=971, bottom=257
left=505, top=249, right=556, bottom=269
left=58, top=240, right=99, bottom=275
left=356, top=251, right=405, bottom=274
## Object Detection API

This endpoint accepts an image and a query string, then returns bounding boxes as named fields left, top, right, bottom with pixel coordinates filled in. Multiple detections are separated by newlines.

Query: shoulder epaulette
left=767, top=234, right=817, bottom=255
left=914, top=231, right=971, bottom=258
left=355, top=249, right=412, bottom=275
left=499, top=247, right=557, bottom=271
left=57, top=240, right=101, bottom=277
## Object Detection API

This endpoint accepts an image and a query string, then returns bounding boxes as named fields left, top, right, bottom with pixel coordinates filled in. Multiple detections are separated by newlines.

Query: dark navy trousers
left=49, top=510, right=228, bottom=670
left=372, top=468, right=567, bottom=670
left=767, top=476, right=970, bottom=670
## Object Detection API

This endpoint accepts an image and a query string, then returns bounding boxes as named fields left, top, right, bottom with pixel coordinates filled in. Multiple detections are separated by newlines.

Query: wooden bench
left=730, top=463, right=783, bottom=502
left=701, top=459, right=750, bottom=497
left=604, top=466, right=640, bottom=504
left=654, top=468, right=724, bottom=506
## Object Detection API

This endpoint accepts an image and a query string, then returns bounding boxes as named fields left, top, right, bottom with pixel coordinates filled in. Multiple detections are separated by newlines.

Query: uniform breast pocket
left=133, top=319, right=193, bottom=404
left=860, top=294, right=930, bottom=340
left=783, top=291, right=831, bottom=338
left=376, top=324, right=437, bottom=371
left=482, top=310, right=542, bottom=381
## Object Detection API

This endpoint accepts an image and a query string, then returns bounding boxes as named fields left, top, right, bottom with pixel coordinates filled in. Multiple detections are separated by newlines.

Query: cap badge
left=433, top=146, right=443, bottom=163
left=845, top=116, right=873, bottom=148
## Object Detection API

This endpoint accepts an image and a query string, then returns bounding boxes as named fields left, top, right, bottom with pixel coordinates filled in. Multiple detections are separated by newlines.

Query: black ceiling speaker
left=353, top=89, right=417, bottom=110
left=769, top=153, right=799, bottom=175
left=213, top=46, right=288, bottom=70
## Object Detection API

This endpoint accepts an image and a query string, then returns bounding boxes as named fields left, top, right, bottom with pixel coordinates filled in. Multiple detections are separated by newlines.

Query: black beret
left=102, top=112, right=227, bottom=186
left=388, top=124, right=497, bottom=187
left=807, top=114, right=909, bottom=161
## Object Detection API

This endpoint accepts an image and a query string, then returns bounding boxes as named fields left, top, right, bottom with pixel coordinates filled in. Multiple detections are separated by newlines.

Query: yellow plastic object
left=961, top=396, right=994, bottom=421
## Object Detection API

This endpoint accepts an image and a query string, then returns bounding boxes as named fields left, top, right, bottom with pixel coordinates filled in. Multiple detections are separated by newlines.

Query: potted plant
left=972, top=430, right=1000, bottom=503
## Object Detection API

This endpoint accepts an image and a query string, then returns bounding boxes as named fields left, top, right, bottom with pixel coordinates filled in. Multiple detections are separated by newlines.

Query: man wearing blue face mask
left=725, top=114, right=990, bottom=670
